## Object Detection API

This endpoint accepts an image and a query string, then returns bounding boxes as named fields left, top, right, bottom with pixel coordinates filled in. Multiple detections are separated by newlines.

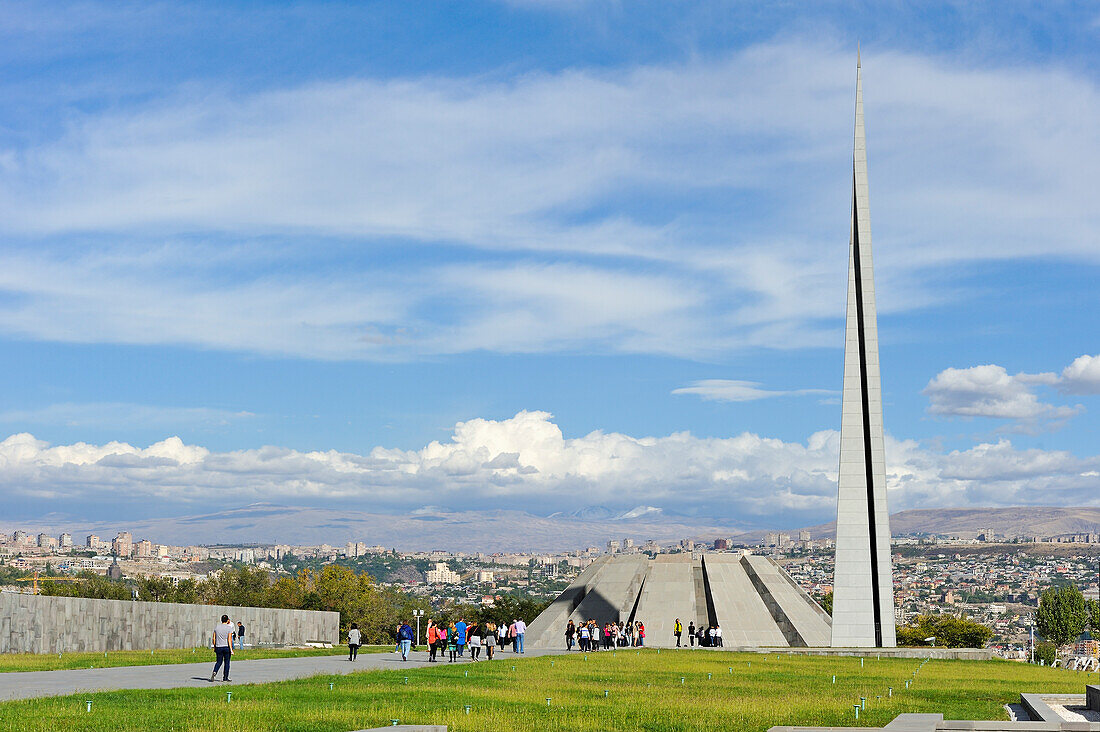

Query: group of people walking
left=421, top=618, right=527, bottom=663
left=674, top=619, right=723, bottom=647
left=565, top=619, right=645, bottom=651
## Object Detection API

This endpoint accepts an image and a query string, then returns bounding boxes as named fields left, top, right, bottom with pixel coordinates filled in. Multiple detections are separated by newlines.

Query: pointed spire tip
left=857, top=42, right=861, bottom=69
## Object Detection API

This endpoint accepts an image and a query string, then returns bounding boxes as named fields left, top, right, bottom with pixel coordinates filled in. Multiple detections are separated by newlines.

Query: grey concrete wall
left=705, top=555, right=788, bottom=647
left=0, top=592, right=340, bottom=654
left=741, top=555, right=831, bottom=647
left=632, top=555, right=704, bottom=648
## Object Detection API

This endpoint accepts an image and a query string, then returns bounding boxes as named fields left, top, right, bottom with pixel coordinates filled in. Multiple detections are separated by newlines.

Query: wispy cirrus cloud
left=0, top=42, right=1098, bottom=362
left=672, top=379, right=834, bottom=402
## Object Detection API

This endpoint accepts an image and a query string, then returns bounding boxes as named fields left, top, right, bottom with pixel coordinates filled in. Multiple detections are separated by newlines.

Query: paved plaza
left=0, top=647, right=565, bottom=702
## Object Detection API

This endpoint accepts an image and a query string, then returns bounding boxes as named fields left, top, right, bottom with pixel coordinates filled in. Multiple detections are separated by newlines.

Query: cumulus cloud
left=923, top=357, right=1098, bottom=428
left=1060, top=354, right=1100, bottom=394
left=2, top=411, right=1098, bottom=526
left=672, top=379, right=833, bottom=402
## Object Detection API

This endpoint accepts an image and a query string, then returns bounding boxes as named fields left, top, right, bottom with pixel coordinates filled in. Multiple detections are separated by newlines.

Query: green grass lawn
left=0, top=650, right=1093, bottom=732
left=0, top=646, right=387, bottom=673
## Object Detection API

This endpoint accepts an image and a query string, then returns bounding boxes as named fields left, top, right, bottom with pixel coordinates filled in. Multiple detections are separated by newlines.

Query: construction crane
left=14, top=572, right=83, bottom=594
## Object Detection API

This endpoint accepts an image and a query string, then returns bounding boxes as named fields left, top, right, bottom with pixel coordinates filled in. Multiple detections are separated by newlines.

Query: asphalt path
left=0, top=647, right=563, bottom=702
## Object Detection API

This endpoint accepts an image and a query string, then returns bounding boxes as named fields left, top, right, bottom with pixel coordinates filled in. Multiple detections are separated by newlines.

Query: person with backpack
left=688, top=621, right=696, bottom=648
left=348, top=622, right=361, bottom=661
left=674, top=618, right=683, bottom=647
left=446, top=622, right=458, bottom=662
left=565, top=620, right=576, bottom=651
left=397, top=621, right=414, bottom=661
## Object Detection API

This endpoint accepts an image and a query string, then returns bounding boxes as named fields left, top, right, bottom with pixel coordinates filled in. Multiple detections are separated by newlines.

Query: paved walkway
left=0, top=648, right=563, bottom=702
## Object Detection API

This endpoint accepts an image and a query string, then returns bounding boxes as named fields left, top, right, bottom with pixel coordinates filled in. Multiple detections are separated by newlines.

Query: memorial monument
left=830, top=55, right=897, bottom=648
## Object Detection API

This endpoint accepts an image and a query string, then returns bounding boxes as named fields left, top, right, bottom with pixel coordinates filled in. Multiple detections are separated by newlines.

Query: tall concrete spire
left=831, top=57, right=896, bottom=648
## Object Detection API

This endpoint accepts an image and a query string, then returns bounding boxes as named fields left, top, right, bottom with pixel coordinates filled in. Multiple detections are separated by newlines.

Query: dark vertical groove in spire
left=851, top=169, right=883, bottom=647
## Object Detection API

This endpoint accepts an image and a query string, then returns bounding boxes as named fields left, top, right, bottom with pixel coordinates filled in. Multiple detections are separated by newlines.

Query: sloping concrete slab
left=632, top=555, right=704, bottom=648
left=704, top=555, right=787, bottom=647
left=742, top=555, right=831, bottom=647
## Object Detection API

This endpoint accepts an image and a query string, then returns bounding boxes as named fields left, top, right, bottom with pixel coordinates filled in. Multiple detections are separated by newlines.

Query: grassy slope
left=0, top=650, right=1092, bottom=732
left=0, top=646, right=386, bottom=673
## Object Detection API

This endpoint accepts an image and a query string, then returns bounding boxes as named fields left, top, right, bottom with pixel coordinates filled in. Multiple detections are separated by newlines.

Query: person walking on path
left=427, top=621, right=439, bottom=663
left=577, top=621, right=590, bottom=651
left=508, top=620, right=518, bottom=653
left=515, top=617, right=526, bottom=653
left=715, top=624, right=723, bottom=647
left=210, top=615, right=234, bottom=682
left=446, top=623, right=458, bottom=663
left=469, top=624, right=482, bottom=661
left=348, top=623, right=362, bottom=661
left=674, top=618, right=683, bottom=647
left=565, top=620, right=576, bottom=651
left=484, top=622, right=496, bottom=661
left=397, top=621, right=414, bottom=661
left=235, top=621, right=246, bottom=650
left=455, top=618, right=467, bottom=658
left=688, top=621, right=696, bottom=648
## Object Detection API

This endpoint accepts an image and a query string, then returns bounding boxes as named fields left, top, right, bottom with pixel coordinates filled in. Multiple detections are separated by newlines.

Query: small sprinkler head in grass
left=546, top=698, right=552, bottom=706
left=729, top=667, right=733, bottom=674
left=889, top=687, right=893, bottom=697
left=707, top=673, right=712, bottom=680
left=85, top=700, right=92, bottom=713
left=405, top=677, right=409, bottom=684
left=511, top=666, right=515, bottom=671
left=464, top=705, right=471, bottom=715
left=390, top=720, right=399, bottom=726
left=604, top=690, right=609, bottom=697
left=680, top=677, right=685, bottom=685
left=832, top=675, right=836, bottom=684
left=854, top=705, right=860, bottom=720
left=905, top=680, right=910, bottom=689
left=860, top=658, right=864, bottom=668
left=550, top=661, right=554, bottom=667
left=226, top=692, right=232, bottom=702
left=876, top=695, right=881, bottom=701
left=58, top=653, right=61, bottom=659
left=464, top=671, right=468, bottom=678
left=860, top=697, right=866, bottom=709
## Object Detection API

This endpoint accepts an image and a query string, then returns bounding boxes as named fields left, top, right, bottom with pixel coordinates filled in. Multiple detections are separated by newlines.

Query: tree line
left=39, top=565, right=549, bottom=644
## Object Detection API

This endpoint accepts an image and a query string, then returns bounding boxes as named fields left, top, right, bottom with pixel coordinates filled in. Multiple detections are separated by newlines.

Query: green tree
left=1034, top=640, right=1057, bottom=666
left=819, top=592, right=833, bottom=616
left=1035, top=585, right=1088, bottom=649
left=201, top=566, right=271, bottom=607
left=896, top=615, right=992, bottom=648
left=1087, top=598, right=1100, bottom=634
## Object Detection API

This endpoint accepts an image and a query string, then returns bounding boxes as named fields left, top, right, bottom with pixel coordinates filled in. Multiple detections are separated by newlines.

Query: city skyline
left=1, top=2, right=1099, bottom=527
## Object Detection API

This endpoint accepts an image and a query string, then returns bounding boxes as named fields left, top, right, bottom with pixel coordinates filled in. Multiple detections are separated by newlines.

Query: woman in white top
left=348, top=622, right=362, bottom=661
left=468, top=627, right=482, bottom=661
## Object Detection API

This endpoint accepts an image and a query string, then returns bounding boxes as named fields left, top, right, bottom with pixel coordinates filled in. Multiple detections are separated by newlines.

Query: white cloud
left=923, top=364, right=1064, bottom=419
left=923, top=355, right=1098, bottom=427
left=2, top=410, right=1098, bottom=525
left=1060, top=354, right=1100, bottom=394
left=672, top=379, right=832, bottom=402
left=0, top=43, right=1098, bottom=359
left=0, top=402, right=253, bottom=430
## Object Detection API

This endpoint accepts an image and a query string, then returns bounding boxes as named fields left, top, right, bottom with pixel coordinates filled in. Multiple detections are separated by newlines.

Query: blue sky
left=1, top=1, right=1098, bottom=529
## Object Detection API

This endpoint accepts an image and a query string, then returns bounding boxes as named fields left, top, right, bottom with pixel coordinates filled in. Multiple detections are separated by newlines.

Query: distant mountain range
left=737, top=506, right=1100, bottom=543
left=0, top=503, right=743, bottom=553
left=4, top=504, right=1097, bottom=553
